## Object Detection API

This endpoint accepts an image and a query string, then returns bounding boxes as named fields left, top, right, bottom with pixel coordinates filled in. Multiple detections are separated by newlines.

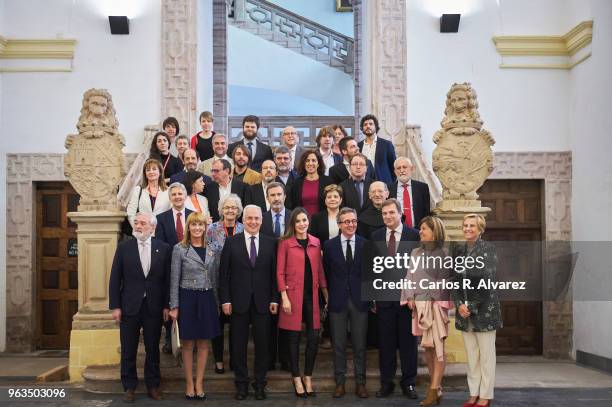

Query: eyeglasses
left=223, top=206, right=238, bottom=211
left=350, top=163, right=366, bottom=167
left=211, top=169, right=221, bottom=173
left=338, top=219, right=358, bottom=225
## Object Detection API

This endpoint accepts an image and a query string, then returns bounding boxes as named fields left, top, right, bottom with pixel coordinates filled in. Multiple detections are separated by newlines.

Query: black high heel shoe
left=293, top=378, right=307, bottom=398
left=303, top=377, right=316, bottom=397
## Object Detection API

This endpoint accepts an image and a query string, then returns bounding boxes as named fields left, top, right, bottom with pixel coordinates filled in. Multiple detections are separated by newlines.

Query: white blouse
left=126, top=186, right=171, bottom=227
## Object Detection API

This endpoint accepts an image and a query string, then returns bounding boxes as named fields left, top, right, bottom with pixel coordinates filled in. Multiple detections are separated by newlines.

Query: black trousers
left=230, top=297, right=270, bottom=389
left=287, top=295, right=319, bottom=377
left=120, top=300, right=163, bottom=390
left=269, top=312, right=290, bottom=368
left=377, top=304, right=418, bottom=388
left=212, top=312, right=231, bottom=364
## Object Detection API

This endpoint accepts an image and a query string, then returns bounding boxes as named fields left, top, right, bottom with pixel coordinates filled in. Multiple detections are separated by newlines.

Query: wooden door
left=478, top=179, right=543, bottom=355
left=36, top=182, right=80, bottom=349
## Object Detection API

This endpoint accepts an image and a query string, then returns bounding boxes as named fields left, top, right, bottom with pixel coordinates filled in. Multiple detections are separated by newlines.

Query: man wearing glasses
left=323, top=207, right=370, bottom=399
left=204, top=159, right=250, bottom=222
left=339, top=153, right=373, bottom=214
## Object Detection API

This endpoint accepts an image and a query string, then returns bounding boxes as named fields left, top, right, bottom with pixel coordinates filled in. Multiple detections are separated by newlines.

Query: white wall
left=197, top=0, right=214, bottom=117
left=0, top=0, right=162, bottom=351
left=228, top=25, right=354, bottom=115
left=406, top=0, right=573, bottom=157
left=570, top=0, right=612, bottom=361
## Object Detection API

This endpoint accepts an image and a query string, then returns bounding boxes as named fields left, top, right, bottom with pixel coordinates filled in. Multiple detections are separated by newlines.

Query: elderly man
left=358, top=114, right=397, bottom=184
left=329, top=137, right=375, bottom=184
left=204, top=159, right=249, bottom=222
left=219, top=205, right=279, bottom=400
left=357, top=181, right=389, bottom=239
left=232, top=144, right=263, bottom=186
left=169, top=148, right=212, bottom=186
left=228, top=115, right=273, bottom=171
left=339, top=153, right=373, bottom=214
left=109, top=212, right=171, bottom=402
left=198, top=133, right=234, bottom=177
left=389, top=156, right=431, bottom=228
left=281, top=126, right=307, bottom=170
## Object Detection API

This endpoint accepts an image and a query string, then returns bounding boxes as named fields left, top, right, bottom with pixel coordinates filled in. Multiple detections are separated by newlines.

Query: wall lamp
left=109, top=16, right=130, bottom=35
left=440, top=14, right=461, bottom=33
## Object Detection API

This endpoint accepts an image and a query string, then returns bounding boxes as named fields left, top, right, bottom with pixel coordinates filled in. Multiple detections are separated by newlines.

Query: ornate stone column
left=64, top=89, right=127, bottom=381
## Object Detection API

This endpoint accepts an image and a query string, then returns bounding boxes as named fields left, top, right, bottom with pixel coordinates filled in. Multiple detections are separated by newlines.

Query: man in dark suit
left=388, top=156, right=431, bottom=228
left=155, top=182, right=193, bottom=354
left=329, top=136, right=375, bottom=184
left=228, top=115, right=273, bottom=172
left=323, top=207, right=370, bottom=399
left=219, top=205, right=279, bottom=400
left=281, top=126, right=308, bottom=171
left=273, top=146, right=296, bottom=187
left=371, top=198, right=419, bottom=399
left=169, top=148, right=212, bottom=186
left=249, top=160, right=277, bottom=212
left=358, top=114, right=397, bottom=185
left=339, top=153, right=373, bottom=214
left=204, top=159, right=250, bottom=222
left=357, top=181, right=389, bottom=239
left=109, top=212, right=171, bottom=403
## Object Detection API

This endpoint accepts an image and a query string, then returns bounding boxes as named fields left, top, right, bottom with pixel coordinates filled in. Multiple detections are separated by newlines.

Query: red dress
left=301, top=178, right=319, bottom=215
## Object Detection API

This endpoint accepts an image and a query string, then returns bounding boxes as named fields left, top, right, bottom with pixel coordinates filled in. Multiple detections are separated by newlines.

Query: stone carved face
left=450, top=90, right=468, bottom=113
left=87, top=95, right=108, bottom=116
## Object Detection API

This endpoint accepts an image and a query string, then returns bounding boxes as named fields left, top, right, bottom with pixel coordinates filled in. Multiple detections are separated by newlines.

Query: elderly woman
left=169, top=212, right=220, bottom=400
left=206, top=193, right=244, bottom=374
left=401, top=216, right=452, bottom=406
left=451, top=214, right=502, bottom=407
left=126, top=158, right=171, bottom=227
left=149, top=131, right=184, bottom=180
left=182, top=170, right=211, bottom=218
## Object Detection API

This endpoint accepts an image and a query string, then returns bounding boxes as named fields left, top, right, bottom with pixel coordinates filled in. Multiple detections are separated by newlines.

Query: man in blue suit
left=358, top=114, right=397, bottom=184
left=109, top=212, right=171, bottom=403
left=155, top=182, right=193, bottom=354
left=370, top=198, right=419, bottom=399
left=323, top=207, right=370, bottom=399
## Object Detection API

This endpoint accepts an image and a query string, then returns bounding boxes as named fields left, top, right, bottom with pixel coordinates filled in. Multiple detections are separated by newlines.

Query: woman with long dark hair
left=149, top=131, right=183, bottom=180
left=288, top=151, right=332, bottom=216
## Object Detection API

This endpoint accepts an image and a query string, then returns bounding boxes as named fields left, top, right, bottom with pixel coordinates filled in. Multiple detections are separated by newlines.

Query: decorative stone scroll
left=64, top=89, right=126, bottom=212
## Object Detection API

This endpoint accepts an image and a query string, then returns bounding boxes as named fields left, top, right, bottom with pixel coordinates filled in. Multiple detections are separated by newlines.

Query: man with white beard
left=388, top=156, right=431, bottom=228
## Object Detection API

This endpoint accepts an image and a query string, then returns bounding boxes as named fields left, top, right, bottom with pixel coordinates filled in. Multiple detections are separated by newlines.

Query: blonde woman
left=169, top=212, right=220, bottom=400
left=401, top=216, right=452, bottom=406
left=126, top=159, right=170, bottom=227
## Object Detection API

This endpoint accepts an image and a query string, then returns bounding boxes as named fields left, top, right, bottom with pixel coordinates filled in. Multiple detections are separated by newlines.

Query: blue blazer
left=155, top=208, right=193, bottom=247
left=323, top=235, right=370, bottom=313
left=109, top=237, right=171, bottom=316
left=358, top=137, right=397, bottom=184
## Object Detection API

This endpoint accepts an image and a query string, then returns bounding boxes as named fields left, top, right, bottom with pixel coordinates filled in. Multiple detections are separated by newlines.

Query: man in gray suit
left=281, top=126, right=307, bottom=171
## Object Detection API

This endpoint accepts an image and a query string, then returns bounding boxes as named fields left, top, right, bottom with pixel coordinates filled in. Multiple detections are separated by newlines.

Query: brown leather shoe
left=355, top=383, right=369, bottom=398
left=122, top=389, right=135, bottom=403
left=147, top=387, right=163, bottom=401
left=333, top=383, right=346, bottom=398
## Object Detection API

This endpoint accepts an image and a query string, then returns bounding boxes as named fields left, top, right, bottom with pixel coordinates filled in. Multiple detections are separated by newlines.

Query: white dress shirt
left=244, top=231, right=260, bottom=258
left=171, top=207, right=186, bottom=231
left=396, top=180, right=415, bottom=227
left=219, top=180, right=232, bottom=204
left=289, top=145, right=298, bottom=169
left=386, top=224, right=404, bottom=245
left=319, top=148, right=335, bottom=176
left=270, top=207, right=286, bottom=235
left=361, top=134, right=378, bottom=163
left=138, top=237, right=152, bottom=279
left=328, top=213, right=339, bottom=239
left=243, top=138, right=258, bottom=159
left=341, top=234, right=355, bottom=259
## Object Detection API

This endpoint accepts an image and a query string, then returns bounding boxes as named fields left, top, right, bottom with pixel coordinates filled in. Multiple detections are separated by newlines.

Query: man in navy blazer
left=358, top=114, right=397, bottom=185
left=329, top=136, right=375, bottom=184
left=109, top=212, right=171, bottom=402
left=370, top=198, right=419, bottom=399
left=323, top=207, right=370, bottom=399
left=228, top=115, right=273, bottom=172
left=155, top=182, right=192, bottom=354
left=219, top=205, right=279, bottom=400
left=388, top=156, right=431, bottom=228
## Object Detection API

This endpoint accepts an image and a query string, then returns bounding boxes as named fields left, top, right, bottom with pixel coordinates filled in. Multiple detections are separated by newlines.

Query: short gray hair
left=265, top=181, right=285, bottom=197
left=135, top=212, right=158, bottom=226
left=218, top=193, right=243, bottom=220
left=168, top=182, right=187, bottom=197
left=337, top=207, right=357, bottom=223
left=243, top=204, right=262, bottom=218
left=394, top=156, right=413, bottom=167
left=274, top=145, right=290, bottom=157
left=369, top=181, right=388, bottom=193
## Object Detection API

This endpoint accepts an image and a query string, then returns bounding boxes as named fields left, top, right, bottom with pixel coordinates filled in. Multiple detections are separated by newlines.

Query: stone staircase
left=228, top=0, right=354, bottom=75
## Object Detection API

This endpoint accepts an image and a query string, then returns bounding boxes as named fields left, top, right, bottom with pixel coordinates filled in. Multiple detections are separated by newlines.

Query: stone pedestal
left=67, top=211, right=125, bottom=381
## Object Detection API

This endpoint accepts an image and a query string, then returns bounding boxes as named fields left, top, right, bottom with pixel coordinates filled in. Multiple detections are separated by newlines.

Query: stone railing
left=228, top=0, right=354, bottom=74
left=228, top=115, right=355, bottom=147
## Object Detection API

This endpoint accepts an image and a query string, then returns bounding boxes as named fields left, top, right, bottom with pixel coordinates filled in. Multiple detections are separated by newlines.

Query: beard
left=243, top=131, right=257, bottom=140
left=132, top=230, right=151, bottom=241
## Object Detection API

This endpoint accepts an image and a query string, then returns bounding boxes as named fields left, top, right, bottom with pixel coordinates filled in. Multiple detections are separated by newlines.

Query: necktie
left=274, top=213, right=281, bottom=238
left=249, top=236, right=257, bottom=267
left=139, top=240, right=150, bottom=277
left=247, top=142, right=254, bottom=159
left=355, top=180, right=364, bottom=207
left=345, top=239, right=353, bottom=266
left=403, top=184, right=413, bottom=228
left=388, top=230, right=396, bottom=256
left=176, top=212, right=184, bottom=242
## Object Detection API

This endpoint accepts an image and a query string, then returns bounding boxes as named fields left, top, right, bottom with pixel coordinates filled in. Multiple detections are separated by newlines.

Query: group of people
left=109, top=112, right=502, bottom=407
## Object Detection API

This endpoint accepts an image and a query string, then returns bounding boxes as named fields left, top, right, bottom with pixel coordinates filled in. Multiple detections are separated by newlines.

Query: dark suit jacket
left=323, top=235, right=369, bottom=312
left=228, top=138, right=273, bottom=172
left=339, top=178, right=373, bottom=214
left=287, top=175, right=333, bottom=212
left=328, top=160, right=375, bottom=185
left=218, top=232, right=279, bottom=314
left=261, top=208, right=292, bottom=238
left=170, top=170, right=212, bottom=186
left=155, top=208, right=193, bottom=247
left=248, top=183, right=267, bottom=212
left=292, top=146, right=308, bottom=170
left=204, top=179, right=250, bottom=222
left=389, top=180, right=431, bottom=227
left=109, top=238, right=171, bottom=316
left=309, top=209, right=337, bottom=245
left=358, top=137, right=397, bottom=184
left=370, top=225, right=419, bottom=307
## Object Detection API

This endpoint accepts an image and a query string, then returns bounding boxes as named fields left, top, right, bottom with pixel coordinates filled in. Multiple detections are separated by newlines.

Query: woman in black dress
left=149, top=131, right=183, bottom=181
